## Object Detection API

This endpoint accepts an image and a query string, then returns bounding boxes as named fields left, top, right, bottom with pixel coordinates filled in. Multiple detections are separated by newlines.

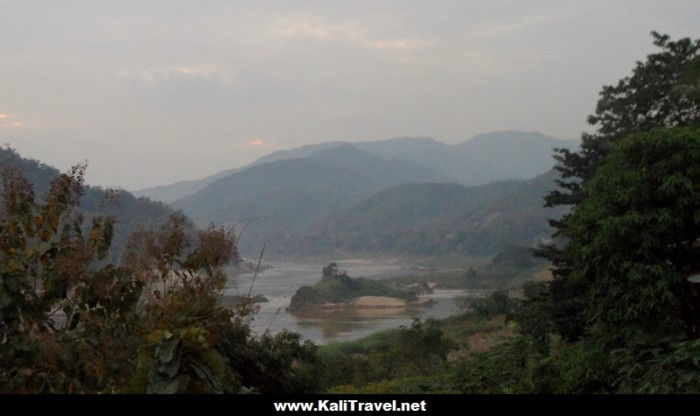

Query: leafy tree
left=121, top=213, right=243, bottom=393
left=0, top=164, right=318, bottom=394
left=538, top=32, right=700, bottom=341
left=561, top=127, right=700, bottom=342
left=322, top=262, right=340, bottom=280
left=0, top=164, right=142, bottom=392
left=220, top=329, right=321, bottom=394
left=495, top=127, right=700, bottom=394
left=464, top=290, right=515, bottom=318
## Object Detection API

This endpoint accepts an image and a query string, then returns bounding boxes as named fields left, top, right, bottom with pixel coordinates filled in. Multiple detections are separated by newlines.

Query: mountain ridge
left=135, top=131, right=578, bottom=202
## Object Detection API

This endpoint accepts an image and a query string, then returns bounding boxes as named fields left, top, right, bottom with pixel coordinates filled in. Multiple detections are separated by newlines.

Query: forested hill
left=0, top=147, right=172, bottom=261
left=253, top=131, right=578, bottom=186
left=274, top=170, right=566, bottom=257
left=171, top=147, right=449, bottom=254
left=135, top=131, right=578, bottom=202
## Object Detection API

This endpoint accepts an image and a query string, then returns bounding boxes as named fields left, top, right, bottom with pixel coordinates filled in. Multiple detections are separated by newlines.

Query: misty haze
left=0, top=1, right=699, bottom=401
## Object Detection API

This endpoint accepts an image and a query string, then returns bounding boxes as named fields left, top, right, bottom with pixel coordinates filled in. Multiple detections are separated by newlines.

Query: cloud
left=117, top=67, right=231, bottom=111
left=248, top=139, right=264, bottom=146
left=268, top=16, right=430, bottom=53
left=116, top=66, right=226, bottom=83
left=0, top=114, right=27, bottom=129
left=270, top=17, right=359, bottom=41
left=369, top=38, right=429, bottom=51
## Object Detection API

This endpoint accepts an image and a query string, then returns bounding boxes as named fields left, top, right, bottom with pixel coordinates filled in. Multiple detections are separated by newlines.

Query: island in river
left=288, top=263, right=432, bottom=311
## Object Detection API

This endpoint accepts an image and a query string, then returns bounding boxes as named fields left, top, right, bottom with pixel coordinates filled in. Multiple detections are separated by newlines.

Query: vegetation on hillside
left=0, top=165, right=319, bottom=393
left=385, top=245, right=547, bottom=290
left=539, top=31, right=700, bottom=344
left=0, top=146, right=172, bottom=262
left=447, top=33, right=700, bottom=394
left=275, top=171, right=566, bottom=257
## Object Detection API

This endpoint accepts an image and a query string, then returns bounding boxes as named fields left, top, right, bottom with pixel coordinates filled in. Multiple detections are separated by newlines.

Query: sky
left=1, top=1, right=698, bottom=190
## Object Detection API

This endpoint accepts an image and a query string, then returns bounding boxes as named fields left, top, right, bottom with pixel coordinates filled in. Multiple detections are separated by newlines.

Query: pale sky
left=1, top=1, right=698, bottom=190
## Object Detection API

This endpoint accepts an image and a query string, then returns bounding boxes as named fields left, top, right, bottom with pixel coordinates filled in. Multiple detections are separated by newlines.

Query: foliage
left=540, top=32, right=700, bottom=342
left=491, top=246, right=536, bottom=268
left=280, top=171, right=566, bottom=257
left=220, top=328, right=321, bottom=394
left=0, top=164, right=319, bottom=394
left=452, top=336, right=542, bottom=393
left=0, top=164, right=143, bottom=392
left=455, top=126, right=700, bottom=394
left=461, top=290, right=516, bottom=318
left=318, top=319, right=454, bottom=391
left=560, top=127, right=700, bottom=341
left=289, top=264, right=416, bottom=310
left=0, top=145, right=172, bottom=262
left=129, top=327, right=233, bottom=394
left=611, top=339, right=700, bottom=393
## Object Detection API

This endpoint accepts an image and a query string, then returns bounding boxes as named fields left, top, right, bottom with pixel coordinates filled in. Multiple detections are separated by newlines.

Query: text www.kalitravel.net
left=273, top=399, right=428, bottom=413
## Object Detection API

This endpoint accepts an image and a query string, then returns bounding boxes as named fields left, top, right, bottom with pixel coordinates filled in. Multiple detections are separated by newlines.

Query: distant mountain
left=306, top=144, right=450, bottom=185
left=353, top=131, right=577, bottom=185
left=256, top=131, right=577, bottom=185
left=448, top=131, right=578, bottom=184
left=273, top=170, right=567, bottom=257
left=172, top=147, right=449, bottom=254
left=0, top=147, right=172, bottom=261
left=133, top=167, right=243, bottom=203
left=135, top=131, right=578, bottom=202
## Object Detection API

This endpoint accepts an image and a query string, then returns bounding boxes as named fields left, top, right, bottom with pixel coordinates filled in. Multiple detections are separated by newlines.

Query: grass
left=318, top=328, right=404, bottom=358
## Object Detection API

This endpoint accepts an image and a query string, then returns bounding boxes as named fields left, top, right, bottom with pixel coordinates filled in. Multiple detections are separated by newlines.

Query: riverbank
left=224, top=258, right=479, bottom=344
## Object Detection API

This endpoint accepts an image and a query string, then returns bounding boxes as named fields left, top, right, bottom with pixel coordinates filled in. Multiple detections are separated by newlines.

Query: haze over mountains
left=278, top=170, right=567, bottom=257
left=143, top=130, right=575, bottom=256
left=135, top=131, right=577, bottom=202
left=1, top=131, right=576, bottom=258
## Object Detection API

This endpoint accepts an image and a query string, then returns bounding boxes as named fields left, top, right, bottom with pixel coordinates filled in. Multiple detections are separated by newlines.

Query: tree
left=0, top=164, right=141, bottom=392
left=322, top=262, right=340, bottom=280
left=122, top=213, right=242, bottom=393
left=538, top=32, right=700, bottom=341
left=562, top=127, right=699, bottom=342
left=0, top=163, right=320, bottom=394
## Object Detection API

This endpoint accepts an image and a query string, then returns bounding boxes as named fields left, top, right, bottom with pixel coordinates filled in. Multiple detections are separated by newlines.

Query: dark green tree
left=562, top=127, right=700, bottom=342
left=322, top=262, right=340, bottom=280
left=537, top=32, right=700, bottom=341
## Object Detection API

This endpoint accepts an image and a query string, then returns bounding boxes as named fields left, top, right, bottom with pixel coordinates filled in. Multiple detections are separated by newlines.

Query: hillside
left=172, top=148, right=449, bottom=254
left=260, top=131, right=577, bottom=183
left=0, top=147, right=172, bottom=261
left=275, top=170, right=566, bottom=257
left=132, top=166, right=243, bottom=203
left=135, top=131, right=578, bottom=202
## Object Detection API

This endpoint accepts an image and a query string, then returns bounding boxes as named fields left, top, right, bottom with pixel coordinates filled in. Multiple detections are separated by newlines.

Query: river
left=223, top=259, right=477, bottom=345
